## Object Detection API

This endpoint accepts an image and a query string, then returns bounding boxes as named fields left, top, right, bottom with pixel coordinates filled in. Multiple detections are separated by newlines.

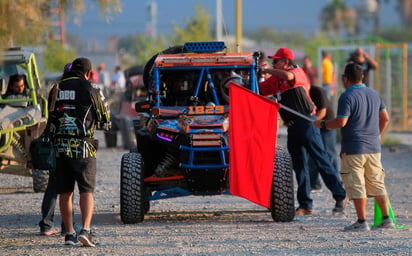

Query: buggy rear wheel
left=270, top=147, right=295, bottom=222
left=120, top=152, right=146, bottom=223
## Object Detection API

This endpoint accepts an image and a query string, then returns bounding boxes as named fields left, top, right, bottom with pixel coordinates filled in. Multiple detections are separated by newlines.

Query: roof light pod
left=184, top=41, right=226, bottom=53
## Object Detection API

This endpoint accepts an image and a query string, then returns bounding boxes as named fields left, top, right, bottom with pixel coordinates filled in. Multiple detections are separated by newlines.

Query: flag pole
left=279, top=104, right=314, bottom=122
left=265, top=95, right=313, bottom=122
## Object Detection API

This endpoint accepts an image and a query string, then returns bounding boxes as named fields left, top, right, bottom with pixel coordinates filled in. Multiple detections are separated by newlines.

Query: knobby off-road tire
left=120, top=152, right=146, bottom=224
left=270, top=147, right=295, bottom=222
left=32, top=169, right=49, bottom=193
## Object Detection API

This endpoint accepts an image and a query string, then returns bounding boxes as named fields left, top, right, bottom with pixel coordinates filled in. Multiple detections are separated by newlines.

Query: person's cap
left=268, top=47, right=294, bottom=61
left=71, top=57, right=92, bottom=73
left=63, top=62, right=72, bottom=74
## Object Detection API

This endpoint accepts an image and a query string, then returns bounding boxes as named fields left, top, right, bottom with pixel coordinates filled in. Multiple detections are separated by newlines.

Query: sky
left=65, top=0, right=400, bottom=44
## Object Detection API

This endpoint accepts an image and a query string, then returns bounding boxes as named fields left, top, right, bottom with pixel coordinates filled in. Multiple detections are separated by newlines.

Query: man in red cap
left=259, top=47, right=346, bottom=216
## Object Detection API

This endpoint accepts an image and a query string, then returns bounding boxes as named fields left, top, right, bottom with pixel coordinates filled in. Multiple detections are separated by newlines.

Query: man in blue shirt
left=314, top=63, right=393, bottom=231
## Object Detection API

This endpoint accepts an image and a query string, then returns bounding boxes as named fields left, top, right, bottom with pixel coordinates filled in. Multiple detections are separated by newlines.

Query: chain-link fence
left=318, top=43, right=411, bottom=132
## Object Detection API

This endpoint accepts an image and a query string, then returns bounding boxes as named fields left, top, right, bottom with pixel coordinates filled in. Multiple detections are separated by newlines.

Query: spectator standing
left=314, top=63, right=393, bottom=231
left=302, top=55, right=318, bottom=87
left=97, top=63, right=110, bottom=88
left=259, top=47, right=346, bottom=215
left=347, top=47, right=378, bottom=87
left=50, top=57, right=110, bottom=246
left=111, top=65, right=126, bottom=92
left=321, top=51, right=334, bottom=100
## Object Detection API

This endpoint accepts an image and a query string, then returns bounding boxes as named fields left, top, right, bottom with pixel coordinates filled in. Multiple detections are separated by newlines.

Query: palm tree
left=320, top=0, right=358, bottom=37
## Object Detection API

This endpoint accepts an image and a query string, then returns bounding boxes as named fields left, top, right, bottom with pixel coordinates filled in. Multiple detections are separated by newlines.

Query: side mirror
left=135, top=100, right=153, bottom=113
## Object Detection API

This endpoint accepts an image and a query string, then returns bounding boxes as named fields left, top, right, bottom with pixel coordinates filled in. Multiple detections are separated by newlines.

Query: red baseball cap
left=268, top=47, right=294, bottom=61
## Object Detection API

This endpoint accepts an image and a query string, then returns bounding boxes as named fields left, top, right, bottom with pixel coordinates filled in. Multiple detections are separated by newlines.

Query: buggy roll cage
left=150, top=41, right=260, bottom=108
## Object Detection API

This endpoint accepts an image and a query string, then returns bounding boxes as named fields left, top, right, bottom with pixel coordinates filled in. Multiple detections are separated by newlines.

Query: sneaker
left=344, top=221, right=370, bottom=232
left=374, top=218, right=395, bottom=229
left=332, top=198, right=348, bottom=214
left=78, top=229, right=95, bottom=247
left=64, top=233, right=80, bottom=246
left=295, top=208, right=313, bottom=216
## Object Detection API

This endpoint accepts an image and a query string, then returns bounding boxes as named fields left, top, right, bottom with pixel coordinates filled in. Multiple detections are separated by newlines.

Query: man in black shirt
left=50, top=57, right=109, bottom=246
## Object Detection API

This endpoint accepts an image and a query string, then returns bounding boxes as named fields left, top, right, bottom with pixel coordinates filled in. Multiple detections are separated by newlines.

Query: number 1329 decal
left=187, top=105, right=225, bottom=115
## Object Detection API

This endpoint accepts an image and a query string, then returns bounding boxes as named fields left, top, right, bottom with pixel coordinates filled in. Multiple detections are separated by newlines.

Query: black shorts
left=56, top=157, right=96, bottom=193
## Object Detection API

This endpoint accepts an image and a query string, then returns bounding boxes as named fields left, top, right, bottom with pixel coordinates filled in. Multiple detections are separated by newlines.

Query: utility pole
left=216, top=0, right=223, bottom=41
left=235, top=0, right=242, bottom=52
left=146, top=1, right=158, bottom=37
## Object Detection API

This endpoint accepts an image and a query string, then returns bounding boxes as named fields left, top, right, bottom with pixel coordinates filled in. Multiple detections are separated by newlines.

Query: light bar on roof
left=156, top=53, right=253, bottom=67
left=184, top=41, right=226, bottom=53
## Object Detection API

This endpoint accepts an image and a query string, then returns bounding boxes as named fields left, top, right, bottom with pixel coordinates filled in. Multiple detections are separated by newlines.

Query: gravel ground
left=0, top=130, right=411, bottom=256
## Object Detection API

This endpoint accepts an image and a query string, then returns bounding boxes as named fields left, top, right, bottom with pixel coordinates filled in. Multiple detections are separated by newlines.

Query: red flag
left=229, top=82, right=280, bottom=208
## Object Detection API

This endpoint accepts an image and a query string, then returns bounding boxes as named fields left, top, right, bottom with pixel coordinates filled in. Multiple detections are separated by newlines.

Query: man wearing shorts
left=50, top=57, right=110, bottom=246
left=314, top=63, right=393, bottom=231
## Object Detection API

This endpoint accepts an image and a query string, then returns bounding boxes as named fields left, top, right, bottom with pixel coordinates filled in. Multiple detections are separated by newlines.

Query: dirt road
left=0, top=131, right=411, bottom=255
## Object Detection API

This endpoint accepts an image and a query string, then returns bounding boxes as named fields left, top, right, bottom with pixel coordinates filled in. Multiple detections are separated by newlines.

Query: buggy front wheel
left=270, top=147, right=295, bottom=222
left=120, top=152, right=146, bottom=224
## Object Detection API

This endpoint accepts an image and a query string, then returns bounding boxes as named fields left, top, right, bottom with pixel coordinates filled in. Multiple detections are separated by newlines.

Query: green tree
left=0, top=1, right=48, bottom=47
left=0, top=0, right=120, bottom=48
left=43, top=40, right=76, bottom=73
left=135, top=35, right=168, bottom=65
left=169, top=3, right=213, bottom=45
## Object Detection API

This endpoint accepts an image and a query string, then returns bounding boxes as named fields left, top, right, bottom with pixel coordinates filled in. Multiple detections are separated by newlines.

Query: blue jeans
left=309, top=129, right=338, bottom=190
left=287, top=118, right=346, bottom=210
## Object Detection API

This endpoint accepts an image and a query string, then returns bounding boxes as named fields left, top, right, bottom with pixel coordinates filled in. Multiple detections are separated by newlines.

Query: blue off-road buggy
left=120, top=42, right=295, bottom=223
